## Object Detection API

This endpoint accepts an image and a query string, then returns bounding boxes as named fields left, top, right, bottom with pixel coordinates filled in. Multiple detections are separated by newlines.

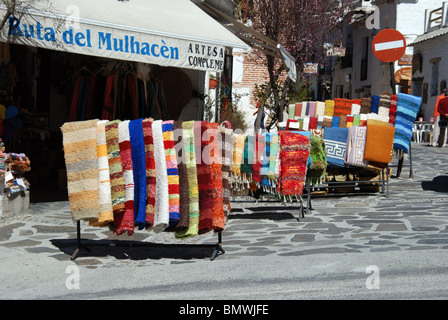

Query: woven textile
left=220, top=124, right=233, bottom=222
left=351, top=99, right=361, bottom=115
left=252, top=134, right=264, bottom=184
left=389, top=94, right=398, bottom=126
left=315, top=101, right=326, bottom=117
left=279, top=131, right=310, bottom=197
left=175, top=121, right=199, bottom=239
left=130, top=119, right=147, bottom=230
left=232, top=133, right=246, bottom=189
left=142, top=118, right=156, bottom=228
left=324, top=100, right=335, bottom=117
left=379, top=93, right=391, bottom=119
left=323, top=116, right=333, bottom=128
left=241, top=135, right=254, bottom=178
left=294, top=103, right=303, bottom=118
left=308, top=102, right=316, bottom=117
left=197, top=121, right=213, bottom=234
left=353, top=114, right=360, bottom=126
left=309, top=116, right=318, bottom=129
left=105, top=120, right=125, bottom=216
left=310, top=129, right=324, bottom=139
left=323, top=127, right=349, bottom=167
left=339, top=114, right=347, bottom=128
left=332, top=116, right=340, bottom=127
left=268, top=133, right=279, bottom=186
left=334, top=98, right=352, bottom=116
left=345, top=126, right=368, bottom=167
left=90, top=120, right=113, bottom=227
left=61, top=119, right=99, bottom=222
left=260, top=132, right=270, bottom=187
left=117, top=120, right=135, bottom=235
left=162, top=120, right=180, bottom=230
left=288, top=104, right=295, bottom=120
left=173, top=120, right=189, bottom=232
left=308, top=135, right=327, bottom=186
left=393, top=93, right=422, bottom=153
left=370, top=95, right=380, bottom=114
left=152, top=120, right=169, bottom=232
left=365, top=124, right=395, bottom=163
left=317, top=115, right=324, bottom=129
left=207, top=122, right=225, bottom=232
left=301, top=102, right=308, bottom=118
left=346, top=115, right=354, bottom=128
left=360, top=97, right=371, bottom=114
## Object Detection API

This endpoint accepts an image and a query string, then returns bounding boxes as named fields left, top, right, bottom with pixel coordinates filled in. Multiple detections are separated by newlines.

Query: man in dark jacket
left=437, top=89, right=448, bottom=147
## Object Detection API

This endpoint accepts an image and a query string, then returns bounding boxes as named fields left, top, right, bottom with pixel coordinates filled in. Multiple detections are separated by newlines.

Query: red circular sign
left=372, top=29, right=406, bottom=63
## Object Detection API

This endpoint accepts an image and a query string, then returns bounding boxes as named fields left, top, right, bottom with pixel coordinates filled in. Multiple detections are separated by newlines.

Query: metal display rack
left=70, top=220, right=225, bottom=261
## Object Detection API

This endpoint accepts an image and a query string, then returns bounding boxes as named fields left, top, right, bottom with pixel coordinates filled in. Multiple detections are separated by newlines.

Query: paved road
left=0, top=143, right=447, bottom=303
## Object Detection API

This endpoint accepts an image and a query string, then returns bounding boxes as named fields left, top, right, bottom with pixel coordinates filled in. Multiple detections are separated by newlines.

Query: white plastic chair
left=412, top=123, right=420, bottom=143
left=420, top=124, right=433, bottom=143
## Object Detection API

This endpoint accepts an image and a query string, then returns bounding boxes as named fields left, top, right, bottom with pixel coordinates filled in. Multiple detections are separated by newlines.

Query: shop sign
left=1, top=15, right=225, bottom=72
left=325, top=47, right=346, bottom=57
left=303, top=63, right=318, bottom=74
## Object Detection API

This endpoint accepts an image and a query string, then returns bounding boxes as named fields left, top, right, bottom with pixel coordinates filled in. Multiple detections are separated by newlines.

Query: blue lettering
left=63, top=27, right=74, bottom=44
left=130, top=36, right=140, bottom=54
left=151, top=43, right=159, bottom=57
left=113, top=38, right=124, bottom=52
left=170, top=46, right=179, bottom=60
left=160, top=40, right=169, bottom=58
left=141, top=42, right=150, bottom=55
left=98, top=32, right=112, bottom=50
left=74, top=32, right=85, bottom=46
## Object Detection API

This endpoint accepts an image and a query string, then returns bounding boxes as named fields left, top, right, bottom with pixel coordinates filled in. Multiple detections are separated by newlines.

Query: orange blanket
left=363, top=124, right=395, bottom=164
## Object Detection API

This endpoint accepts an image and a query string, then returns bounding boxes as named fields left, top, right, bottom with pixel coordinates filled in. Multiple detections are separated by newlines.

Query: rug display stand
left=389, top=143, right=413, bottom=178
left=304, top=165, right=390, bottom=212
left=70, top=221, right=225, bottom=261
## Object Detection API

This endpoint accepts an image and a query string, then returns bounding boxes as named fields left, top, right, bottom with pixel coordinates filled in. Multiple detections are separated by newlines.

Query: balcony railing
left=425, top=2, right=448, bottom=33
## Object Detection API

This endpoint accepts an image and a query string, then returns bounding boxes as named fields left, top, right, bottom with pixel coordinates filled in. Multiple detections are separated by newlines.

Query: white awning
left=0, top=0, right=249, bottom=72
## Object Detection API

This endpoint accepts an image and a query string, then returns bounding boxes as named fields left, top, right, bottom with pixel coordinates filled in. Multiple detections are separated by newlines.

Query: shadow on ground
left=50, top=238, right=221, bottom=261
left=421, top=175, right=448, bottom=193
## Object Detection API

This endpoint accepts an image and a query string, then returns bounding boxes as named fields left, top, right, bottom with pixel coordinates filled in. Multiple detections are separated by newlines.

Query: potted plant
left=209, top=75, right=219, bottom=89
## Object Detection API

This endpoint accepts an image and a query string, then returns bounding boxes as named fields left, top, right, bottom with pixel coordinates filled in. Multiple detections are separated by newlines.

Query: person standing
left=431, top=93, right=444, bottom=146
left=437, top=89, right=448, bottom=147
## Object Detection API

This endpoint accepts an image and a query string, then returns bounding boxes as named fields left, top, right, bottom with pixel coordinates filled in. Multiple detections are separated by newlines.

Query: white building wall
left=412, top=34, right=448, bottom=120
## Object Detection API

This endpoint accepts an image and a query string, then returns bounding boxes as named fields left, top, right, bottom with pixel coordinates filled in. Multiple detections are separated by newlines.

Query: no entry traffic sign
left=372, top=29, right=406, bottom=63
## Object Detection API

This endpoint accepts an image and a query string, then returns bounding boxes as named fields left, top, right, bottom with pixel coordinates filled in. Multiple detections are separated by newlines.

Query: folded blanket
left=339, top=114, right=347, bottom=128
left=303, top=116, right=310, bottom=131
left=324, top=100, right=335, bottom=117
left=207, top=122, right=225, bottom=232
left=173, top=120, right=189, bottom=232
left=197, top=121, right=213, bottom=234
left=351, top=99, right=361, bottom=115
left=61, top=119, right=99, bottom=222
left=152, top=120, right=169, bottom=232
left=334, top=98, right=352, bottom=116
left=353, top=114, right=360, bottom=126
left=308, top=102, right=316, bottom=117
left=294, top=103, right=303, bottom=118
left=393, top=93, right=422, bottom=154
left=175, top=121, right=199, bottom=239
left=142, top=118, right=156, bottom=228
left=89, top=120, right=113, bottom=227
left=130, top=119, right=147, bottom=230
left=301, top=102, right=308, bottom=118
left=241, top=135, right=254, bottom=178
left=332, top=116, right=340, bottom=127
left=117, top=120, right=135, bottom=235
left=323, top=127, right=349, bottom=167
left=315, top=101, right=326, bottom=117
left=364, top=124, right=395, bottom=163
left=345, top=126, right=368, bottom=167
left=389, top=94, right=398, bottom=126
left=288, top=104, right=296, bottom=120
left=360, top=97, right=371, bottom=114
left=317, top=115, right=324, bottom=129
left=323, top=115, right=333, bottom=128
left=105, top=120, right=125, bottom=217
left=279, top=131, right=310, bottom=197
left=310, top=129, right=324, bottom=139
left=232, top=133, right=246, bottom=188
left=346, top=115, right=354, bottom=128
left=309, top=116, right=318, bottom=130
left=370, top=95, right=380, bottom=114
